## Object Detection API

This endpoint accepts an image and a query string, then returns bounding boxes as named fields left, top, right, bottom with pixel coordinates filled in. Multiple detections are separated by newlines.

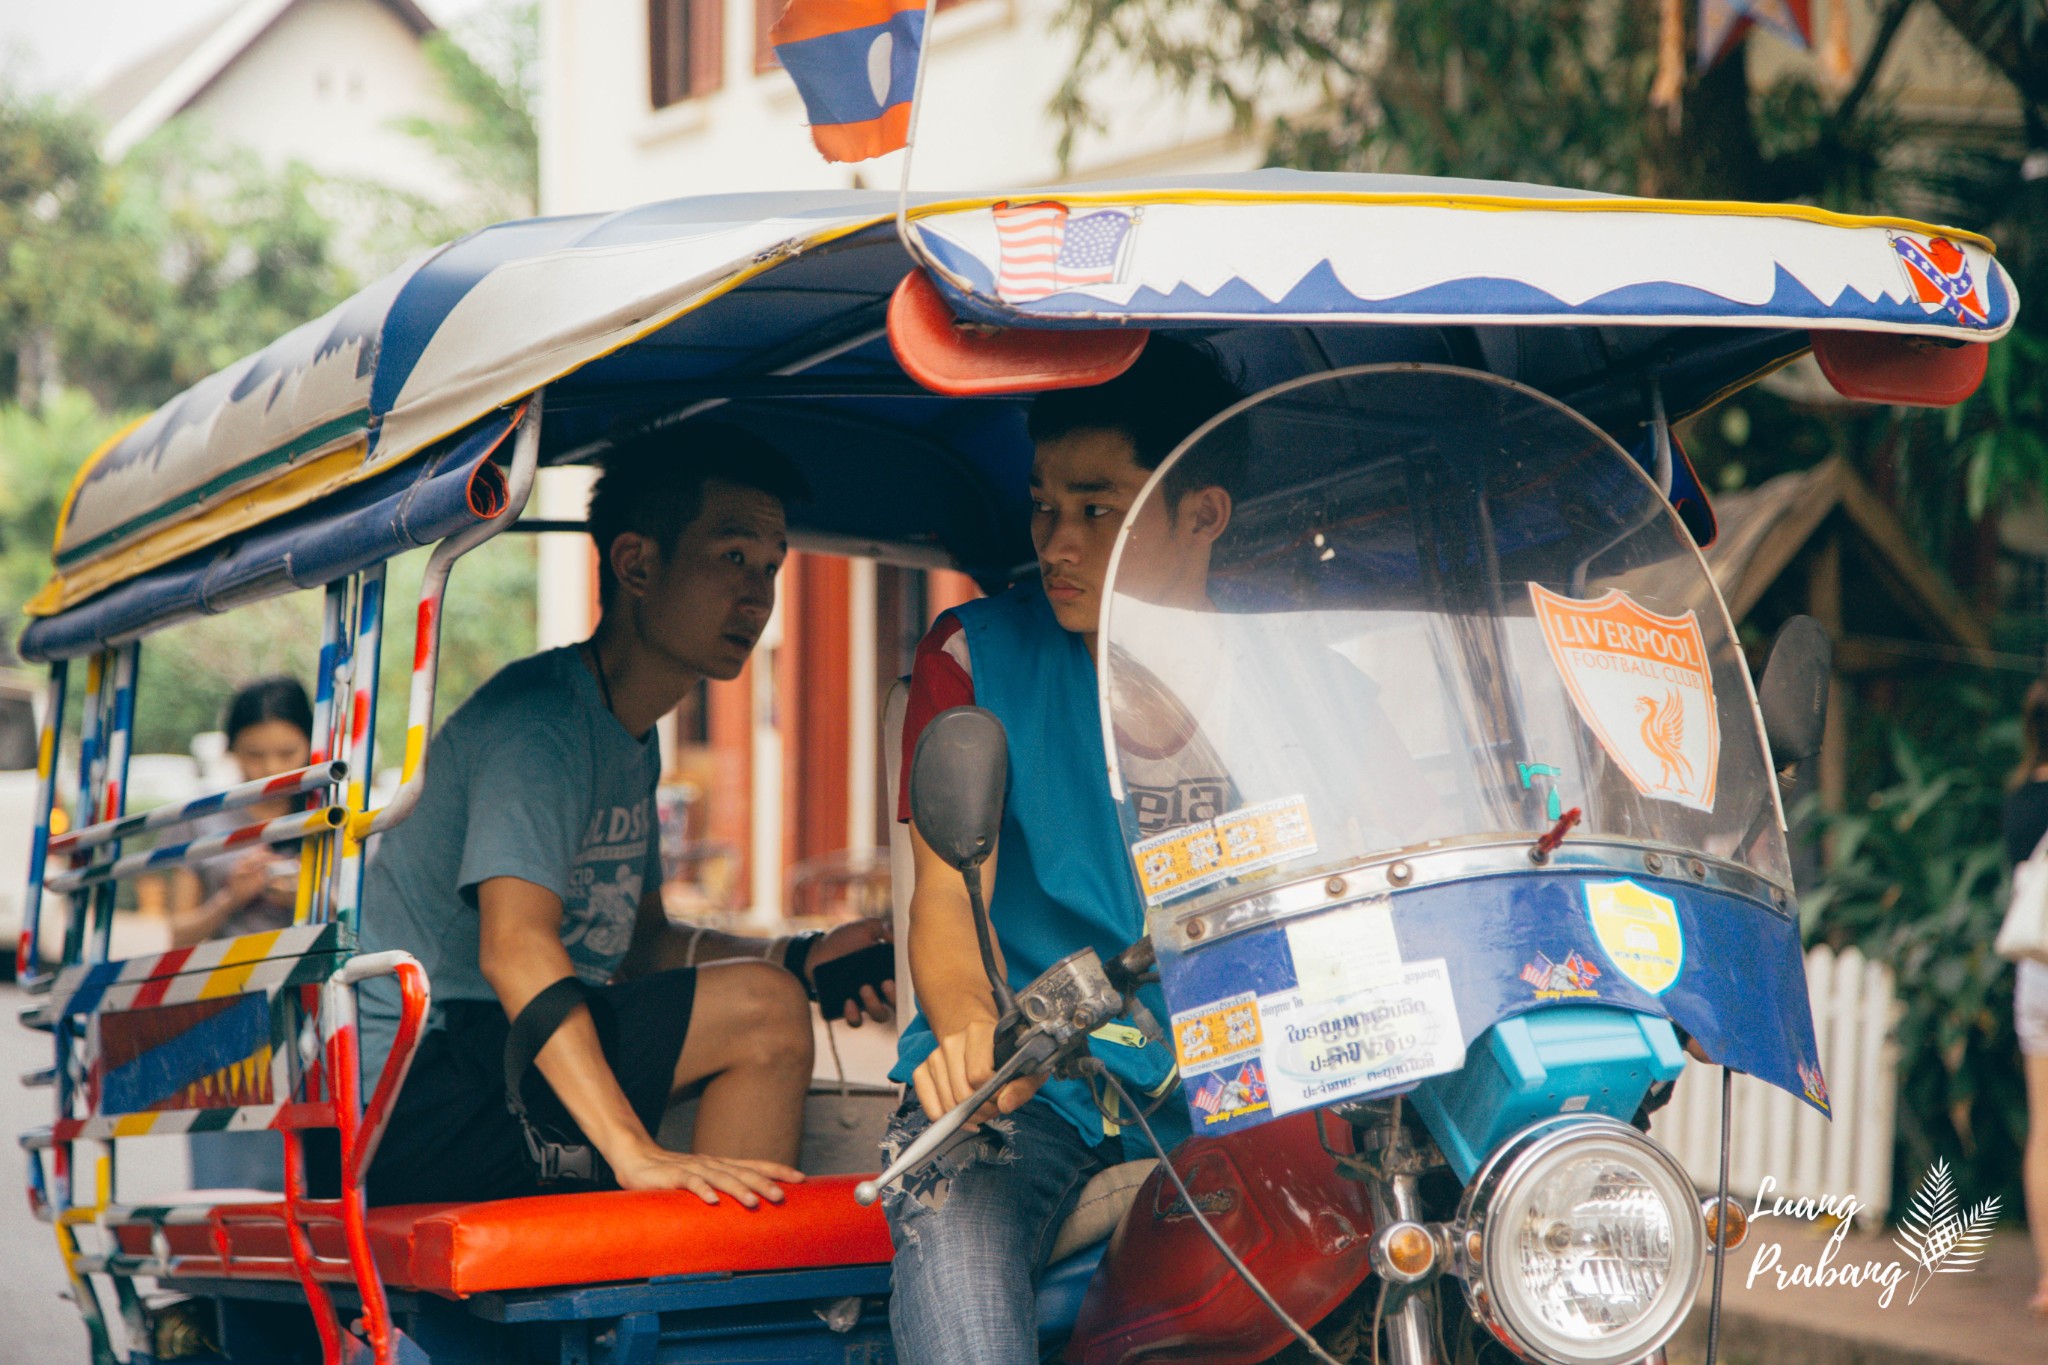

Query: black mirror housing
left=910, top=706, right=1009, bottom=871
left=1757, top=615, right=1832, bottom=767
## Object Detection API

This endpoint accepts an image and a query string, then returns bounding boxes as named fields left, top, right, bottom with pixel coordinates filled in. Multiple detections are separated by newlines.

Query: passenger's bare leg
left=671, top=960, right=814, bottom=1167
left=2026, top=1053, right=2048, bottom=1312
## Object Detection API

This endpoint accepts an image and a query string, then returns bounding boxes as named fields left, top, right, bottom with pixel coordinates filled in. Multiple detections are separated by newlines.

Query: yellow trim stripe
left=901, top=187, right=1998, bottom=251
left=27, top=440, right=368, bottom=617
left=49, top=413, right=150, bottom=556
left=111, top=1113, right=159, bottom=1138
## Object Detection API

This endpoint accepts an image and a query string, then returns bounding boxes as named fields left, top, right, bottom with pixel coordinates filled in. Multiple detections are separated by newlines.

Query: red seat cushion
left=111, top=1175, right=894, bottom=1298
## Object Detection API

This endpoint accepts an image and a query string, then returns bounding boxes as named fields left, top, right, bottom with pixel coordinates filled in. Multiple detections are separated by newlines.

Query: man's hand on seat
left=806, top=919, right=897, bottom=1026
left=912, top=1017, right=1045, bottom=1131
left=610, top=1144, right=806, bottom=1207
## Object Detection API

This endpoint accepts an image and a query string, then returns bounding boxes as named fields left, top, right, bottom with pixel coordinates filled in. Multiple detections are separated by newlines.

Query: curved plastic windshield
left=1099, top=366, right=1789, bottom=919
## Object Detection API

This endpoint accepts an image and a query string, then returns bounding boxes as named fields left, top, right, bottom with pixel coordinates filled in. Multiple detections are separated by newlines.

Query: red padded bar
left=109, top=1175, right=894, bottom=1299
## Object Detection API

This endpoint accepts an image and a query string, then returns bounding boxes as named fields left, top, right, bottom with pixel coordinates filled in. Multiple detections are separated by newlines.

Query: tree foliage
left=0, top=3, right=546, bottom=777
left=1798, top=681, right=2028, bottom=1222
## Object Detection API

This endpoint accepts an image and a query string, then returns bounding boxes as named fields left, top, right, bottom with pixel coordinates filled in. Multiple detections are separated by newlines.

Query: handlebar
left=855, top=938, right=1151, bottom=1207
left=855, top=1029, right=1061, bottom=1205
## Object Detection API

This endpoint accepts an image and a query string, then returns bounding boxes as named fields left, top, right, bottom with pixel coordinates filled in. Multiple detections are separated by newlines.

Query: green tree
left=401, top=0, right=539, bottom=218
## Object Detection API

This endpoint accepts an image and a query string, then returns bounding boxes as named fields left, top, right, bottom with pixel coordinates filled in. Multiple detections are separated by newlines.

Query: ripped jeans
left=881, top=1096, right=1119, bottom=1363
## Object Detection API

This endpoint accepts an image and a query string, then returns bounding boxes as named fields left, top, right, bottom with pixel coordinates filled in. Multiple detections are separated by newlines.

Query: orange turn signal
left=1702, top=1196, right=1749, bottom=1250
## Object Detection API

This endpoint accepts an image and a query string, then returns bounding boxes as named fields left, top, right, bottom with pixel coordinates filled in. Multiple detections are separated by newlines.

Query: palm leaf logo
left=1892, top=1159, right=2001, bottom=1305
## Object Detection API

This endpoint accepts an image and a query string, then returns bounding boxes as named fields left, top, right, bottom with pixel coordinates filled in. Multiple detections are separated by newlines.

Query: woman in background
left=169, top=677, right=315, bottom=948
left=169, top=676, right=314, bottom=1191
left=2002, top=676, right=2048, bottom=1315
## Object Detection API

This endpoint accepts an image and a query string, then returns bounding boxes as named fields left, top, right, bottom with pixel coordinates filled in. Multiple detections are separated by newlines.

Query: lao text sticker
left=1131, top=795, right=1317, bottom=906
left=1584, top=878, right=1685, bottom=995
left=1528, top=583, right=1720, bottom=812
left=1258, top=960, right=1463, bottom=1116
left=1171, top=992, right=1263, bottom=1076
left=1286, top=898, right=1401, bottom=1003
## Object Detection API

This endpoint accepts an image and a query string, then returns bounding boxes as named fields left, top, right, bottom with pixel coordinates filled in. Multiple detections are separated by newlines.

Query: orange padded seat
left=112, top=1175, right=894, bottom=1299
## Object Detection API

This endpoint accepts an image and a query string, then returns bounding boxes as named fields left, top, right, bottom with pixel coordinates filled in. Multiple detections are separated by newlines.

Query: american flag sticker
left=991, top=200, right=1138, bottom=302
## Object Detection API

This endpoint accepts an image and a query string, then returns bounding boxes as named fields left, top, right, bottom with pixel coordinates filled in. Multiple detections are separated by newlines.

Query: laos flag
left=771, top=0, right=927, bottom=163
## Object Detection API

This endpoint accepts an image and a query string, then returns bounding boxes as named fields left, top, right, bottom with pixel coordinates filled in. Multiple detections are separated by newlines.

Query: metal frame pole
left=361, top=392, right=542, bottom=840
left=17, top=660, right=69, bottom=982
left=337, top=564, right=385, bottom=932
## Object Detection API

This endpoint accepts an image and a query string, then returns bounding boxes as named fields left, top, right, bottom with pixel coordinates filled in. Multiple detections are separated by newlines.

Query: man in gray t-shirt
left=358, top=423, right=893, bottom=1208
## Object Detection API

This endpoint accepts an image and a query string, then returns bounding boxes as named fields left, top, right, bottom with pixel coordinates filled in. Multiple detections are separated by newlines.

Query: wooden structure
left=1703, top=456, right=1990, bottom=814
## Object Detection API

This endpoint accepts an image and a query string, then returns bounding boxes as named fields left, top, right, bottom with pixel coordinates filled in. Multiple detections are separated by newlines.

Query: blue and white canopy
left=24, top=170, right=2017, bottom=658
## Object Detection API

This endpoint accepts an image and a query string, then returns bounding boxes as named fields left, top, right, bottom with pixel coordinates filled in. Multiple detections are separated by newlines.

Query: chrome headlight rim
left=1455, top=1115, right=1704, bottom=1365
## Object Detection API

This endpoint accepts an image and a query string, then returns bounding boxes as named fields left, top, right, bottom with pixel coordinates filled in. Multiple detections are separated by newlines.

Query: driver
left=884, top=340, right=1242, bottom=1361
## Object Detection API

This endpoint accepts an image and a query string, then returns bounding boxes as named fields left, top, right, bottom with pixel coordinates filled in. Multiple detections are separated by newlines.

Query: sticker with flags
left=993, top=201, right=1139, bottom=302
left=1697, top=0, right=1812, bottom=68
left=1889, top=233, right=1990, bottom=328
left=770, top=0, right=928, bottom=163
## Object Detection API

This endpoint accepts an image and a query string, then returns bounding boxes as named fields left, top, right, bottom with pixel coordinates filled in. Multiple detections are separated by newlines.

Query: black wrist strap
left=783, top=930, right=825, bottom=1000
left=503, top=977, right=607, bottom=1184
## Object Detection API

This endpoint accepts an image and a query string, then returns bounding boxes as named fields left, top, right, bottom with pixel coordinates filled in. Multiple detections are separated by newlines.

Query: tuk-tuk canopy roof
left=29, top=170, right=2017, bottom=637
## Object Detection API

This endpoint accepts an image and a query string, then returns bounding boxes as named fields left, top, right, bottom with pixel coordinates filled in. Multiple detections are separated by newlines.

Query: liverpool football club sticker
left=1528, top=584, right=1720, bottom=812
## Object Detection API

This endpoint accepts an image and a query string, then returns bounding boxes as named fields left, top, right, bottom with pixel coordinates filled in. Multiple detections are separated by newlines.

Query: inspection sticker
left=1258, top=960, right=1464, bottom=1116
left=1132, top=794, right=1317, bottom=905
left=1171, top=991, right=1263, bottom=1076
left=1286, top=898, right=1401, bottom=1002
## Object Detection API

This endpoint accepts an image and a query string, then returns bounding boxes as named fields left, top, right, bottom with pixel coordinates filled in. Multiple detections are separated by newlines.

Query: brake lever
left=856, top=1029, right=1061, bottom=1206
left=857, top=944, right=1133, bottom=1206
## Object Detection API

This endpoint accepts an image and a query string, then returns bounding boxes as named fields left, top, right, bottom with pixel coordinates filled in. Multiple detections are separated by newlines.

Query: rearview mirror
left=910, top=706, right=1009, bottom=872
left=1757, top=616, right=1832, bottom=766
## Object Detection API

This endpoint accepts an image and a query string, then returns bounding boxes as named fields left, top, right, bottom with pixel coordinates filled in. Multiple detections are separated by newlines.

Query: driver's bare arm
left=905, top=825, right=1043, bottom=1124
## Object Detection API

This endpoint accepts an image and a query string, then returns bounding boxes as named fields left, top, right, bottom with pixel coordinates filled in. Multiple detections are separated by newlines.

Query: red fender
left=1066, top=1112, right=1376, bottom=1365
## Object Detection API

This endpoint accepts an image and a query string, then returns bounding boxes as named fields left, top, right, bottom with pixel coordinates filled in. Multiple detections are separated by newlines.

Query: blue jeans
left=881, top=1096, right=1118, bottom=1363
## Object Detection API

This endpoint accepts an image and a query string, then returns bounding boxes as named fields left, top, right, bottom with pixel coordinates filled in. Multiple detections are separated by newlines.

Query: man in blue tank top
left=885, top=341, right=1243, bottom=1362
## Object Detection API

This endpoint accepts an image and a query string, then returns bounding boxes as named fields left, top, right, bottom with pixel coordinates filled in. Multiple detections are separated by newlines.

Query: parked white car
left=0, top=673, right=43, bottom=976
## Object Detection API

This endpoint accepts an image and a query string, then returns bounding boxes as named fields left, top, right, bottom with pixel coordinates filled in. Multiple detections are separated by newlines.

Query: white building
left=90, top=0, right=462, bottom=204
left=538, top=0, right=1262, bottom=214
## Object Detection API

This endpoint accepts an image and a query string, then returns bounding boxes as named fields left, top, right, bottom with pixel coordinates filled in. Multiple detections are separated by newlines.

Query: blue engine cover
left=1408, top=1005, right=1685, bottom=1181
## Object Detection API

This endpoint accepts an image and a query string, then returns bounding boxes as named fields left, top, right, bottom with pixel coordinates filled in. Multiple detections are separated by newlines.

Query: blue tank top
left=892, top=583, right=1189, bottom=1155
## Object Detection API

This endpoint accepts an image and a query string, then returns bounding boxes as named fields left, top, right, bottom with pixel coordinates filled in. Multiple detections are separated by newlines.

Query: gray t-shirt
left=356, top=646, right=663, bottom=1086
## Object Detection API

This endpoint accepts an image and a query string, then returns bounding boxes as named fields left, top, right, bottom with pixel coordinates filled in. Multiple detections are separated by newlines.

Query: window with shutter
left=650, top=0, right=727, bottom=109
left=755, top=0, right=973, bottom=78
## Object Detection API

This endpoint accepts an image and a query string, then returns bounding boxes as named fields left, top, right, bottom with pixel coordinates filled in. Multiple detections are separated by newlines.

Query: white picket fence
left=1650, top=945, right=1900, bottom=1230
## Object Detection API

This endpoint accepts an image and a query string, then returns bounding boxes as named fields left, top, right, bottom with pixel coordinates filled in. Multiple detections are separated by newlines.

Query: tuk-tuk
left=14, top=170, right=2016, bottom=1365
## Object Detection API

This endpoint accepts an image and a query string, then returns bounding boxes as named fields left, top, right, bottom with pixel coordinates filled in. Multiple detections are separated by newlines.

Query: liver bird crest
left=1635, top=690, right=1693, bottom=792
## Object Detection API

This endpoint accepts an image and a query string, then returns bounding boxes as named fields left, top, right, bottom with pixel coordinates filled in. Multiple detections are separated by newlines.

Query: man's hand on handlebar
left=912, top=1017, right=1045, bottom=1129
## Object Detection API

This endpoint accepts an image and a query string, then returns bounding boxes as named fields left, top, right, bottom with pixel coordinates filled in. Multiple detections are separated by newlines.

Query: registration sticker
left=1258, top=960, right=1464, bottom=1115
left=1528, top=583, right=1720, bottom=812
left=1132, top=795, right=1317, bottom=905
left=1171, top=992, right=1263, bottom=1076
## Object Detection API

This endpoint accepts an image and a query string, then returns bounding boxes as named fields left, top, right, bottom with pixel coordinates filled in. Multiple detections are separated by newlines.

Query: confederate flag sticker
left=1528, top=583, right=1720, bottom=813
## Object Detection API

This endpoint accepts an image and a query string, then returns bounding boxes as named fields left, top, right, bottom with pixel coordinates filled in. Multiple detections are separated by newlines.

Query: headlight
left=1456, top=1116, right=1704, bottom=1365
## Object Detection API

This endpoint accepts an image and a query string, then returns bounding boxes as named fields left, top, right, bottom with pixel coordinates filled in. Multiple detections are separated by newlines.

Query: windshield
left=1098, top=365, right=1788, bottom=921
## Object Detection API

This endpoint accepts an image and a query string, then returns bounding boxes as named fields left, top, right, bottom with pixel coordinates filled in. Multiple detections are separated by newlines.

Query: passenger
left=883, top=341, right=1240, bottom=1361
left=173, top=676, right=315, bottom=1192
left=169, top=677, right=314, bottom=947
left=356, top=424, right=894, bottom=1208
